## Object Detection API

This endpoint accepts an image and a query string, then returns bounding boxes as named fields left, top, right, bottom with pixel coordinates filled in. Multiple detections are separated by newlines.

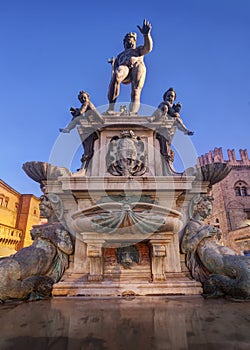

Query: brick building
left=0, top=179, right=40, bottom=257
left=198, top=148, right=250, bottom=254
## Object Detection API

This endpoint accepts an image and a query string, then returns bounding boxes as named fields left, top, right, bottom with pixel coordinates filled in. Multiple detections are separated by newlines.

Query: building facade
left=198, top=148, right=250, bottom=253
left=0, top=179, right=40, bottom=256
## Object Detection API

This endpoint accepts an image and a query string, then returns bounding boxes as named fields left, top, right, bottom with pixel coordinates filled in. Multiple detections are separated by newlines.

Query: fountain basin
left=72, top=202, right=182, bottom=242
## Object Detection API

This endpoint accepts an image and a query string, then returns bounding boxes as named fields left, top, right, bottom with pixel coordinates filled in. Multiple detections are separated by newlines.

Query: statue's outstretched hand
left=185, top=130, right=194, bottom=136
left=137, top=19, right=152, bottom=35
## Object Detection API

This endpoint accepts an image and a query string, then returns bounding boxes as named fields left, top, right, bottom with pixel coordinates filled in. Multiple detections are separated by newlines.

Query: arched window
left=234, top=181, right=248, bottom=197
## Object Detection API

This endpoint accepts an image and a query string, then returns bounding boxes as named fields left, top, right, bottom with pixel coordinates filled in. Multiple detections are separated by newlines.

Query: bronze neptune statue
left=107, top=19, right=153, bottom=114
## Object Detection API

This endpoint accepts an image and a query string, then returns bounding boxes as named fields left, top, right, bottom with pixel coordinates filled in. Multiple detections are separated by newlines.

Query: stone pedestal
left=49, top=115, right=206, bottom=296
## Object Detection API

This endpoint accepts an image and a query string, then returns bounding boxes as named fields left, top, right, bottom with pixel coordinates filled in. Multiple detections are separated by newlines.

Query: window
left=214, top=218, right=220, bottom=228
left=0, top=196, right=9, bottom=207
left=234, top=182, right=248, bottom=197
left=242, top=187, right=247, bottom=196
left=235, top=187, right=241, bottom=196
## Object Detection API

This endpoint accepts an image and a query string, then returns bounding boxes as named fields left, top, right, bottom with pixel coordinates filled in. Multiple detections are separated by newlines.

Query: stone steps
left=53, top=273, right=202, bottom=297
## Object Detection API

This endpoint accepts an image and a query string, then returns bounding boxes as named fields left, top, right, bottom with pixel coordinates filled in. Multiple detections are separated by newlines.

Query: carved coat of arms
left=106, top=130, right=147, bottom=176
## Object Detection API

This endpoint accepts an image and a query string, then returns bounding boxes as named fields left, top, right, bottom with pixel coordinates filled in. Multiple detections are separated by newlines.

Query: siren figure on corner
left=181, top=195, right=250, bottom=300
left=0, top=194, right=73, bottom=302
left=106, top=19, right=153, bottom=115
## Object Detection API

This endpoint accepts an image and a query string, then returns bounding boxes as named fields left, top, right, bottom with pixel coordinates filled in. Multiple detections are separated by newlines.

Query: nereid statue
left=106, top=19, right=153, bottom=114
left=0, top=194, right=73, bottom=302
left=181, top=195, right=250, bottom=300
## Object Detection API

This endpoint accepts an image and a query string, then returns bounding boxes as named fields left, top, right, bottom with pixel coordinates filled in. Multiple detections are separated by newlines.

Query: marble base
left=52, top=273, right=202, bottom=297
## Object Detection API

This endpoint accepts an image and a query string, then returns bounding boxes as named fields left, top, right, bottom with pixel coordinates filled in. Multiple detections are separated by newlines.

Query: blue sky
left=0, top=0, right=249, bottom=196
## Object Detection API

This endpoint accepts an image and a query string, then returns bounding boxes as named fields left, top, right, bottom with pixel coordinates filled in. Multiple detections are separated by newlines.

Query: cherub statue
left=106, top=19, right=153, bottom=114
left=181, top=195, right=250, bottom=300
left=151, top=88, right=194, bottom=169
left=0, top=194, right=73, bottom=302
left=59, top=90, right=103, bottom=133
left=150, top=87, right=194, bottom=135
